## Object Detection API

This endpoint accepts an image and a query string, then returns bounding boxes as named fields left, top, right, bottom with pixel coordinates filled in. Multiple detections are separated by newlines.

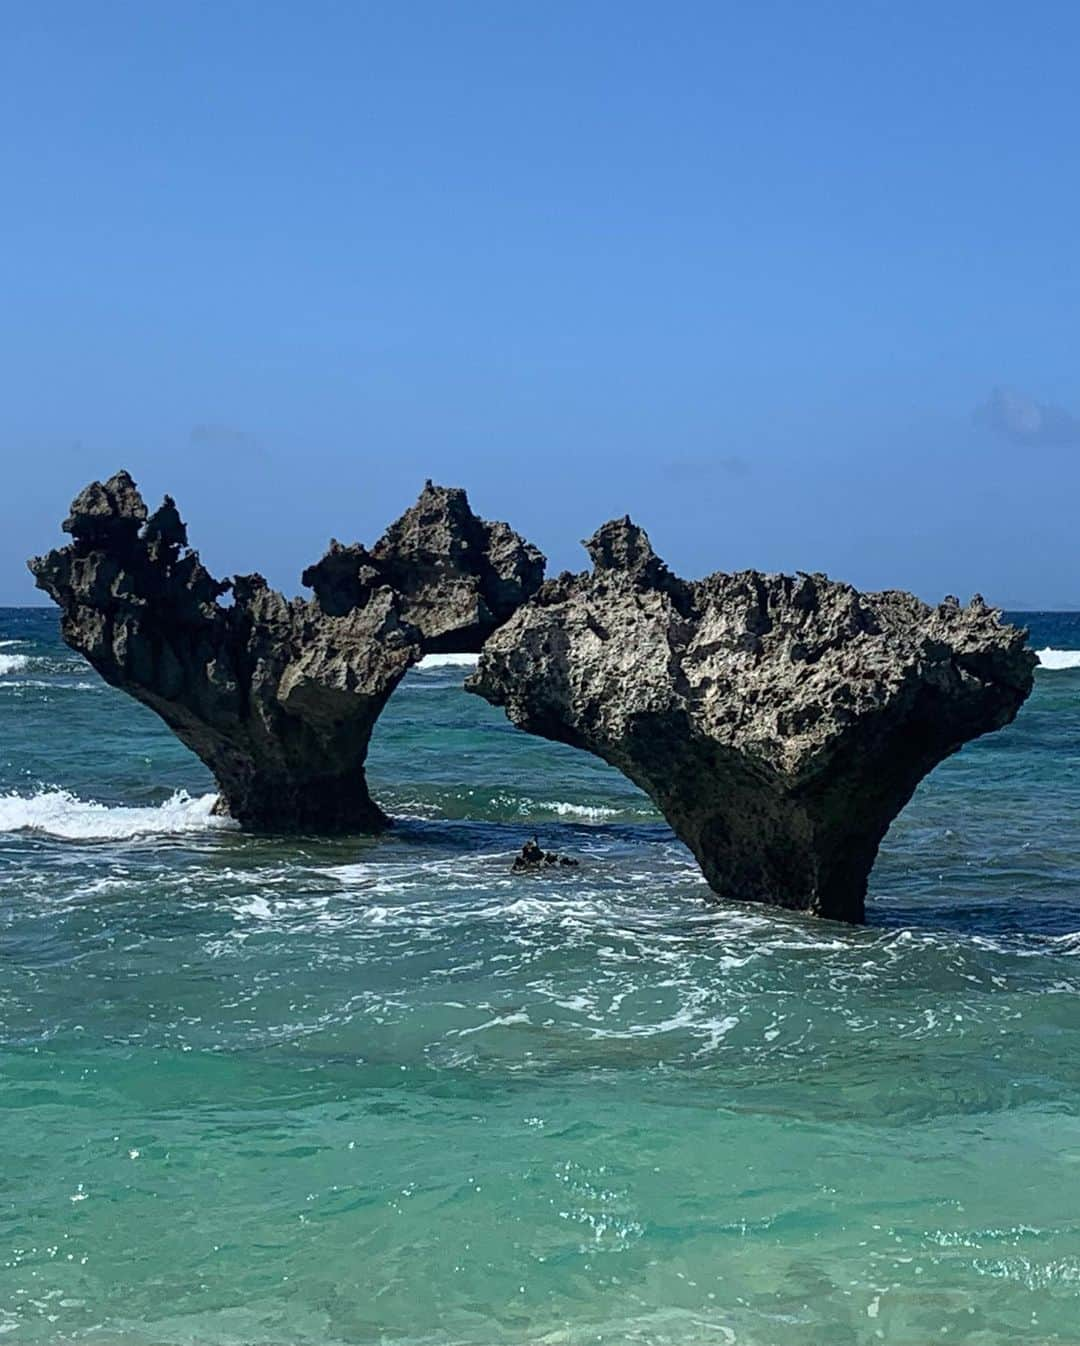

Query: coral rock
left=468, top=519, right=1035, bottom=922
left=30, top=474, right=543, bottom=831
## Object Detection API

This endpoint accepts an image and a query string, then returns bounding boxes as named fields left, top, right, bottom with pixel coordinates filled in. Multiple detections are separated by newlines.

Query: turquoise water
left=3, top=607, right=1080, bottom=1345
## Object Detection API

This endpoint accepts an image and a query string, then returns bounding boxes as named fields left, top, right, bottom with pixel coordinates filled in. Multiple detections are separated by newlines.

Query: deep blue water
left=2, top=607, right=1080, bottom=1345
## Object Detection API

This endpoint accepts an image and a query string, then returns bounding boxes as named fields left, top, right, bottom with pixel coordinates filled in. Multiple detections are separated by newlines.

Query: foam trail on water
left=0, top=654, right=30, bottom=674
left=0, top=788, right=233, bottom=840
left=1036, top=648, right=1080, bottom=670
left=0, top=679, right=99, bottom=692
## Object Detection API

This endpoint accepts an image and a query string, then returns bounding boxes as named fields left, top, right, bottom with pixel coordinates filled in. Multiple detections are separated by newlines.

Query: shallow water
left=2, top=607, right=1080, bottom=1345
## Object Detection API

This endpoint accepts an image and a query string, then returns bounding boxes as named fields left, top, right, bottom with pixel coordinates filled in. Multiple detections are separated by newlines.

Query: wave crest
left=0, top=788, right=233, bottom=840
left=536, top=800, right=625, bottom=820
left=1036, top=648, right=1080, bottom=670
left=0, top=653, right=30, bottom=675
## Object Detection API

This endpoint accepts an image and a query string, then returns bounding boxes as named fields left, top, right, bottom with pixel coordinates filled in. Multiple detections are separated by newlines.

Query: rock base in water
left=469, top=518, right=1036, bottom=922
left=30, top=473, right=543, bottom=832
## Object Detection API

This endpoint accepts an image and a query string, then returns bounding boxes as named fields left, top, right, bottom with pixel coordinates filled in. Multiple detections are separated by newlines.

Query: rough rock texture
left=30, top=473, right=543, bottom=831
left=301, top=480, right=544, bottom=646
left=468, top=518, right=1035, bottom=922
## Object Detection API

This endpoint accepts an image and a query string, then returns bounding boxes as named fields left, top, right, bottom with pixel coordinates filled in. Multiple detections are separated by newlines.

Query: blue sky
left=4, top=1, right=1078, bottom=606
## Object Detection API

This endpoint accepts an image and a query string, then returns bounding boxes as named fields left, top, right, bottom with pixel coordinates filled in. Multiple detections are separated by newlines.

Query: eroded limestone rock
left=30, top=473, right=543, bottom=831
left=468, top=518, right=1035, bottom=922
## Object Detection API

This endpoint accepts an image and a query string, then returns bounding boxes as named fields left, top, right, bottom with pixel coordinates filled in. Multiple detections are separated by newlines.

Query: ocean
left=2, top=606, right=1080, bottom=1345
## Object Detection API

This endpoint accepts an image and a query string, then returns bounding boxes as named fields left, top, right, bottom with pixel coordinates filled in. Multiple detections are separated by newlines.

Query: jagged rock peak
left=144, top=494, right=188, bottom=554
left=584, top=516, right=660, bottom=575
left=469, top=522, right=1035, bottom=923
left=303, top=480, right=544, bottom=649
left=62, top=469, right=148, bottom=547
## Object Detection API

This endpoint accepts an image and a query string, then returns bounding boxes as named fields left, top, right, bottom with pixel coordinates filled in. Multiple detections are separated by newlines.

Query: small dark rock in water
left=470, top=517, right=1036, bottom=923
left=29, top=474, right=544, bottom=832
left=511, top=837, right=580, bottom=873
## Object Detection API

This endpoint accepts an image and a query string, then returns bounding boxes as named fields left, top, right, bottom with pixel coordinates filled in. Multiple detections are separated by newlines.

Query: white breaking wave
left=0, top=788, right=234, bottom=840
left=522, top=799, right=659, bottom=821
left=1035, top=648, right=1080, bottom=670
left=0, top=679, right=99, bottom=692
left=537, top=800, right=624, bottom=820
left=415, top=653, right=479, bottom=671
left=0, top=654, right=30, bottom=675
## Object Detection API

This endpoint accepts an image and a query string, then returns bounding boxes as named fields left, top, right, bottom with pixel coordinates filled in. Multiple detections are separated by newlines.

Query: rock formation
left=30, top=473, right=543, bottom=831
left=468, top=518, right=1035, bottom=922
left=511, top=837, right=580, bottom=873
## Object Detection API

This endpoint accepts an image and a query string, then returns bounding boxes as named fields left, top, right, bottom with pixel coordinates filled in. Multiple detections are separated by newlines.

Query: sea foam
left=0, top=679, right=99, bottom=692
left=0, top=788, right=232, bottom=840
left=0, top=653, right=30, bottom=675
left=537, top=800, right=625, bottom=821
left=1035, top=648, right=1080, bottom=670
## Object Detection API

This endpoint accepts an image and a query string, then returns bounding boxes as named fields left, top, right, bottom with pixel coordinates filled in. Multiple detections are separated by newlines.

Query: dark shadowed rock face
left=468, top=518, right=1036, bottom=923
left=30, top=473, right=543, bottom=832
left=301, top=481, right=545, bottom=649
